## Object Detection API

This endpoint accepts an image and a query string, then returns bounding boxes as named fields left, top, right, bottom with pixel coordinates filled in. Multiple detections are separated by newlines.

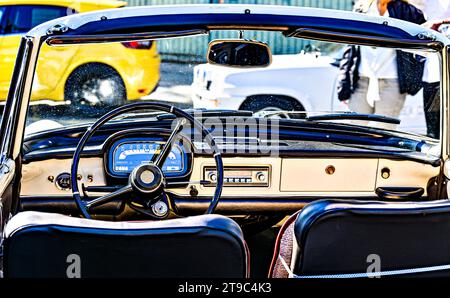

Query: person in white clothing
left=343, top=0, right=425, bottom=130
left=352, top=2, right=400, bottom=115
left=421, top=0, right=450, bottom=138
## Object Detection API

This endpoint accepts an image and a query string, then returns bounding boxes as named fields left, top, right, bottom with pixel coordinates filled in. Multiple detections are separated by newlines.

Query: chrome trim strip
left=12, top=36, right=41, bottom=159
left=442, top=46, right=450, bottom=160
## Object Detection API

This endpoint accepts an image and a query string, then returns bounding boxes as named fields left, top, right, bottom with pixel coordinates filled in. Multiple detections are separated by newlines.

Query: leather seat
left=3, top=211, right=249, bottom=278
left=270, top=199, right=450, bottom=278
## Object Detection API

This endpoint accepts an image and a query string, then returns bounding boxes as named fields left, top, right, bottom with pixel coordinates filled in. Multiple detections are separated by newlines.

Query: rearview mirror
left=207, top=40, right=272, bottom=67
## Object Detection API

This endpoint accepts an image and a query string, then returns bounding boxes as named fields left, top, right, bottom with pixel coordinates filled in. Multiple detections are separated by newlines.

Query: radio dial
left=256, top=172, right=267, bottom=182
left=208, top=172, right=217, bottom=182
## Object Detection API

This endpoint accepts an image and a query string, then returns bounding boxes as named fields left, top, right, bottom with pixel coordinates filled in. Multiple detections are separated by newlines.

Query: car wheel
left=239, top=95, right=305, bottom=118
left=65, top=63, right=127, bottom=107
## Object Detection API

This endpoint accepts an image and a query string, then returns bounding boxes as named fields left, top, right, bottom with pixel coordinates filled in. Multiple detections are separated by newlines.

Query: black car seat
left=270, top=200, right=450, bottom=278
left=3, top=211, right=249, bottom=278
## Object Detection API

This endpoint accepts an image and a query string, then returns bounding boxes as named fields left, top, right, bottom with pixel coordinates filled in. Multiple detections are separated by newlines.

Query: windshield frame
left=0, top=7, right=5, bottom=34
left=1, top=4, right=450, bottom=162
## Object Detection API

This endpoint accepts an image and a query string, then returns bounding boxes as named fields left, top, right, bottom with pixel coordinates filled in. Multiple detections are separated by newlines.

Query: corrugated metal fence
left=127, top=0, right=355, bottom=62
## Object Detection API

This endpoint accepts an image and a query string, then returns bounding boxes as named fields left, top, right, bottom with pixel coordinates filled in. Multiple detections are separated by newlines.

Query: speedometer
left=108, top=137, right=186, bottom=177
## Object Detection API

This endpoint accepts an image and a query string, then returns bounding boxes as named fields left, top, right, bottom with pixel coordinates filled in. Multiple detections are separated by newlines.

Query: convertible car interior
left=1, top=4, right=450, bottom=278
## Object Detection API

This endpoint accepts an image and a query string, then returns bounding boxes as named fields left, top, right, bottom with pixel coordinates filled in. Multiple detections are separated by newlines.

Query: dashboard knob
left=256, top=172, right=266, bottom=182
left=208, top=172, right=217, bottom=182
left=381, top=168, right=391, bottom=179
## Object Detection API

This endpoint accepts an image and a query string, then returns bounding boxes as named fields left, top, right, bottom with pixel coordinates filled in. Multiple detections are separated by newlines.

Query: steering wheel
left=71, top=102, right=224, bottom=219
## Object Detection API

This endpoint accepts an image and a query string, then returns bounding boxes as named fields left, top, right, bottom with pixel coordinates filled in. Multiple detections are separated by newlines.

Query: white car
left=191, top=50, right=427, bottom=135
left=192, top=51, right=347, bottom=114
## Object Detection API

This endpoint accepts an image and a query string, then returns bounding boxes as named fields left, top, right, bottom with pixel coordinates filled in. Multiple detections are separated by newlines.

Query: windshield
left=24, top=30, right=441, bottom=143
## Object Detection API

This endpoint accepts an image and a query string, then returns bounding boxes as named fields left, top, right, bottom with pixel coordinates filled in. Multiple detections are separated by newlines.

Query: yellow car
left=0, top=0, right=161, bottom=105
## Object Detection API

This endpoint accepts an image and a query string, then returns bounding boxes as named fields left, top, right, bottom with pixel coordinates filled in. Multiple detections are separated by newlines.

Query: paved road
left=159, top=61, right=195, bottom=88
left=142, top=61, right=195, bottom=108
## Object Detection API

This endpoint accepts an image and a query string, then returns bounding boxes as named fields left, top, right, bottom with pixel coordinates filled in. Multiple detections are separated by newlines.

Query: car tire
left=239, top=95, right=305, bottom=118
left=65, top=63, right=127, bottom=107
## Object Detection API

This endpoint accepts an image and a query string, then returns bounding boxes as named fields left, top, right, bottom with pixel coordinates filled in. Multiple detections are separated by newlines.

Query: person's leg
left=348, top=77, right=373, bottom=126
left=373, top=78, right=406, bottom=130
left=423, top=82, right=440, bottom=139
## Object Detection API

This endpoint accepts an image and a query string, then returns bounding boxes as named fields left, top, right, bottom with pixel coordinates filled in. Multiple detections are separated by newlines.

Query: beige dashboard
left=20, top=157, right=440, bottom=198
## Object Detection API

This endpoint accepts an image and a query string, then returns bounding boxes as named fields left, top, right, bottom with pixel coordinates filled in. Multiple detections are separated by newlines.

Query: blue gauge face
left=109, top=138, right=185, bottom=177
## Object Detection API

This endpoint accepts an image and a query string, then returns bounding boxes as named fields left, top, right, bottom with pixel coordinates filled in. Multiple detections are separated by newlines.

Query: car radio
left=203, top=166, right=270, bottom=187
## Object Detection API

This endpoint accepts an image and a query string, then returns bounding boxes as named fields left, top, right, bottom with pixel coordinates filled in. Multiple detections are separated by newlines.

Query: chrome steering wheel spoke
left=154, top=118, right=186, bottom=168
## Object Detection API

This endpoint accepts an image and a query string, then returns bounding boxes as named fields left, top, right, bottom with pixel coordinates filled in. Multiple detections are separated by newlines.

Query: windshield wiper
left=116, top=110, right=399, bottom=125
left=306, top=113, right=400, bottom=124
left=259, top=111, right=400, bottom=125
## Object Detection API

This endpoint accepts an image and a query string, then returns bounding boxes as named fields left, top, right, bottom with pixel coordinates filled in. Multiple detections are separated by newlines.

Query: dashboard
left=19, top=122, right=444, bottom=216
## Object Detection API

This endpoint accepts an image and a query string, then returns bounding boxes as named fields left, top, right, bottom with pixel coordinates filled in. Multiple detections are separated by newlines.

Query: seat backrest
left=292, top=200, right=450, bottom=278
left=3, top=211, right=248, bottom=278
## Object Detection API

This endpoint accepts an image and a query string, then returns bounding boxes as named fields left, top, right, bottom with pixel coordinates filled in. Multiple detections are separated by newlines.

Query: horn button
left=130, top=164, right=164, bottom=194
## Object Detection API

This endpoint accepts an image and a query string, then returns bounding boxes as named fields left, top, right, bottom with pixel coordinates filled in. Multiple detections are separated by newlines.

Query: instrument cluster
left=106, top=136, right=189, bottom=179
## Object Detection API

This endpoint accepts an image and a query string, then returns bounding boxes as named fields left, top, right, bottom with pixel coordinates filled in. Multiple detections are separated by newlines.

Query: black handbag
left=396, top=51, right=426, bottom=96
